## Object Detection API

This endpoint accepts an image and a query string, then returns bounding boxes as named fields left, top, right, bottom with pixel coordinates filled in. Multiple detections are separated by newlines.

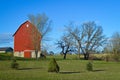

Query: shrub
left=112, top=49, right=120, bottom=62
left=40, top=53, right=46, bottom=59
left=113, top=54, right=120, bottom=62
left=105, top=55, right=111, bottom=62
left=89, top=54, right=103, bottom=61
left=86, top=61, right=93, bottom=71
left=48, top=58, right=60, bottom=73
left=11, top=59, right=19, bottom=69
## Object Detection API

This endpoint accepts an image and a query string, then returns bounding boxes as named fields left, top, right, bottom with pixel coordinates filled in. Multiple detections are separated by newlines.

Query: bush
left=112, top=49, right=120, bottom=62
left=11, top=59, right=19, bottom=69
left=40, top=53, right=46, bottom=59
left=113, top=54, right=120, bottom=62
left=105, top=55, right=111, bottom=62
left=48, top=58, right=60, bottom=73
left=88, top=54, right=103, bottom=61
left=86, top=61, right=93, bottom=71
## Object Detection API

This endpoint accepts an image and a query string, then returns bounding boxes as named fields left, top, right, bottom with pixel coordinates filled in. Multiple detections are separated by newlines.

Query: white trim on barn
left=14, top=50, right=41, bottom=58
left=31, top=51, right=41, bottom=58
left=14, top=51, right=24, bottom=57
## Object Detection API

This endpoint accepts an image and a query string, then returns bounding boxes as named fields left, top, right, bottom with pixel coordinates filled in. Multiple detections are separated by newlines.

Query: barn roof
left=0, top=47, right=13, bottom=51
left=13, top=21, right=29, bottom=36
left=13, top=21, right=41, bottom=36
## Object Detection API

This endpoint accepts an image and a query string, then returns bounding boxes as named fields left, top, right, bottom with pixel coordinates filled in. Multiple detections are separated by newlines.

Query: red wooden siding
left=14, top=22, right=33, bottom=51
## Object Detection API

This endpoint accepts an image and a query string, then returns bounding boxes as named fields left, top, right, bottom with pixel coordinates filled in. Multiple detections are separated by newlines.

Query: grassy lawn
left=0, top=57, right=120, bottom=80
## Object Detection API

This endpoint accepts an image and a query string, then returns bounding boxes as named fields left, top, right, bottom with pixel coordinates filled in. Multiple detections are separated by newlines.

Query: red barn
left=13, top=21, right=41, bottom=58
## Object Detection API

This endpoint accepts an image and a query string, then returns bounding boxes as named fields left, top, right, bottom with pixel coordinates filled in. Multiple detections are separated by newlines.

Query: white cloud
left=0, top=33, right=13, bottom=47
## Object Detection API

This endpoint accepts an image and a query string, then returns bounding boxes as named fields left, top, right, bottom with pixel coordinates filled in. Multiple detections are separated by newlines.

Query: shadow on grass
left=59, top=71, right=80, bottom=74
left=18, top=67, right=43, bottom=70
left=92, top=69, right=105, bottom=72
left=59, top=69, right=105, bottom=74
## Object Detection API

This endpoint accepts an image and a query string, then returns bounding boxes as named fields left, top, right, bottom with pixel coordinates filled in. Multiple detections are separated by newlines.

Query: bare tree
left=56, top=34, right=73, bottom=59
left=111, top=32, right=120, bottom=50
left=81, top=21, right=106, bottom=60
left=105, top=32, right=120, bottom=61
left=66, top=21, right=106, bottom=60
left=30, top=25, right=41, bottom=59
left=104, top=32, right=120, bottom=53
left=28, top=13, right=52, bottom=59
left=28, top=13, right=52, bottom=41
left=66, top=22, right=86, bottom=59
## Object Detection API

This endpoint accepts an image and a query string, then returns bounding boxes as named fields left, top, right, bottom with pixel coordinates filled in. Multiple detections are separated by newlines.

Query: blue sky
left=0, top=0, right=120, bottom=53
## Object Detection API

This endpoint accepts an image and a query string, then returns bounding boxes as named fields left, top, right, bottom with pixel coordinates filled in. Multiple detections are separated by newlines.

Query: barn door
left=24, top=51, right=31, bottom=58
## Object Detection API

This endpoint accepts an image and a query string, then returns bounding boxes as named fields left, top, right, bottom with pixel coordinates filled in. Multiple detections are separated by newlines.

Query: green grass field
left=0, top=55, right=120, bottom=80
left=0, top=53, right=120, bottom=80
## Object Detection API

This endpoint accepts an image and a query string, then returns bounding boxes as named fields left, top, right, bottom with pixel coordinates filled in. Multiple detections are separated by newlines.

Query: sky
left=0, top=0, right=120, bottom=53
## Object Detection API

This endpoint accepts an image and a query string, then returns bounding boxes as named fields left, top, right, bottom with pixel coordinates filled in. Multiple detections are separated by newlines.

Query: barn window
left=26, top=24, right=29, bottom=27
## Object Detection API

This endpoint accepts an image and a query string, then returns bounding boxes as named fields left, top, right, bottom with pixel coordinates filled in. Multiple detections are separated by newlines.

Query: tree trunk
left=83, top=53, right=89, bottom=60
left=78, top=47, right=80, bottom=59
left=35, top=50, right=38, bottom=59
left=63, top=53, right=66, bottom=59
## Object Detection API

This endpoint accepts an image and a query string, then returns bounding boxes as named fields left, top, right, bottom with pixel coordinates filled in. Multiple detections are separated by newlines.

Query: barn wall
left=14, top=52, right=24, bottom=57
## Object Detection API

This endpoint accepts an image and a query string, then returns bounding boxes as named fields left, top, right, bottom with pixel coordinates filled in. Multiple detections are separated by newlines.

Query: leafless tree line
left=57, top=21, right=107, bottom=60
